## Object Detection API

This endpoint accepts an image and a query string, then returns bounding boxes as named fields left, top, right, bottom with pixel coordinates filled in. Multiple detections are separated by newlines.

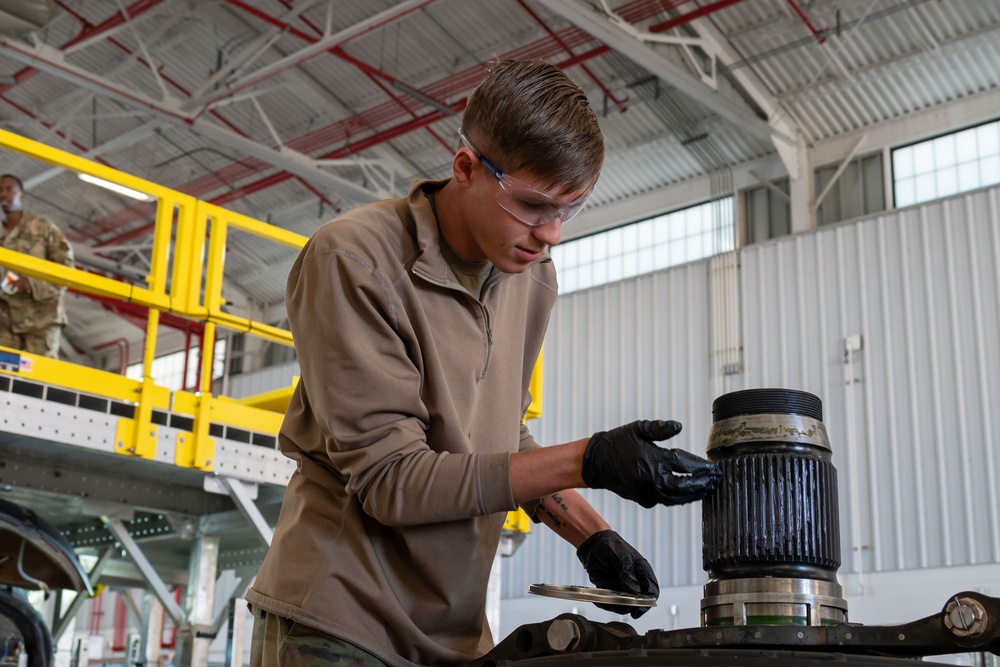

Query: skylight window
left=893, top=119, right=1000, bottom=208
left=551, top=197, right=733, bottom=295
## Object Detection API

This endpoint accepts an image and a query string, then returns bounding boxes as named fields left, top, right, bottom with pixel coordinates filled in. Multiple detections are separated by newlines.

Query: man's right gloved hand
left=582, top=420, right=722, bottom=508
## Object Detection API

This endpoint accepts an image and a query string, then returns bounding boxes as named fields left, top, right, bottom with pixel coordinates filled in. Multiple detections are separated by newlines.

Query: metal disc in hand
left=528, top=583, right=656, bottom=607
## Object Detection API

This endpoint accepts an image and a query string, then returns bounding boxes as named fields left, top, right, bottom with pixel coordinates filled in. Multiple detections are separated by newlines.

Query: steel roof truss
left=0, top=37, right=382, bottom=203
left=537, top=0, right=784, bottom=143
left=188, top=0, right=326, bottom=102
left=187, top=0, right=432, bottom=115
left=62, top=0, right=172, bottom=56
left=689, top=16, right=806, bottom=178
left=112, top=0, right=172, bottom=102
left=25, top=120, right=162, bottom=189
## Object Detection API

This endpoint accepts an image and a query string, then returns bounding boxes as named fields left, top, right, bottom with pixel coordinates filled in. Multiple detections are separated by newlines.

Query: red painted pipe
left=649, top=0, right=748, bottom=33
left=73, top=290, right=206, bottom=334
left=111, top=593, right=126, bottom=652
left=93, top=337, right=130, bottom=375
left=785, top=0, right=827, bottom=44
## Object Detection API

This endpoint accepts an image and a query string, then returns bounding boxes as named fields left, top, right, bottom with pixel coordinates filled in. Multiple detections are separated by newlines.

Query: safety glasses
left=458, top=128, right=590, bottom=227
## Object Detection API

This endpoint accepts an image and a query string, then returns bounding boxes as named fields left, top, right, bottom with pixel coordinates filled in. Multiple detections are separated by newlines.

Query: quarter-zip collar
left=407, top=178, right=510, bottom=298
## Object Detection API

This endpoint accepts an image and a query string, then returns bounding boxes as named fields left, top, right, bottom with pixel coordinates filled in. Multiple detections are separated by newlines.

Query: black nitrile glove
left=576, top=530, right=658, bottom=619
left=583, top=420, right=722, bottom=508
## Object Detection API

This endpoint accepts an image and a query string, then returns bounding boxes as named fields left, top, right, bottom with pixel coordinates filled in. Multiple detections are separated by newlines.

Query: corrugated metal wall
left=505, top=185, right=1000, bottom=598
left=226, top=360, right=299, bottom=399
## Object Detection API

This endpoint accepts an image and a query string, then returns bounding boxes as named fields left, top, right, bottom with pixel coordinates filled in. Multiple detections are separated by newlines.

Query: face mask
left=6, top=191, right=22, bottom=212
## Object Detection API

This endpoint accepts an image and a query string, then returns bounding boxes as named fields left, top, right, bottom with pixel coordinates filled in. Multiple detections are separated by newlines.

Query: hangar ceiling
left=0, top=0, right=997, bottom=367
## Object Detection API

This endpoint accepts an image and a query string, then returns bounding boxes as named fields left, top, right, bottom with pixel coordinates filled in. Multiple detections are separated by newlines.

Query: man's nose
left=533, top=217, right=562, bottom=247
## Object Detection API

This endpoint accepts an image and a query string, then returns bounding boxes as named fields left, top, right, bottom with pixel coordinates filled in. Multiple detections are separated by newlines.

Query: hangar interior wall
left=504, top=184, right=1000, bottom=625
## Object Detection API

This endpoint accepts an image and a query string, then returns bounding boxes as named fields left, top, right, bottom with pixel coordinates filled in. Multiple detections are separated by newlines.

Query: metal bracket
left=53, top=546, right=117, bottom=642
left=812, top=133, right=868, bottom=213
left=102, top=516, right=186, bottom=626
left=464, top=591, right=1000, bottom=666
left=597, top=0, right=718, bottom=88
left=217, top=476, right=274, bottom=547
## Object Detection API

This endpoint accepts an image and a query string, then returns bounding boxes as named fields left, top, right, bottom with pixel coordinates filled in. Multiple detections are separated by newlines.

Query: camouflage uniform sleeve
left=28, top=220, right=73, bottom=302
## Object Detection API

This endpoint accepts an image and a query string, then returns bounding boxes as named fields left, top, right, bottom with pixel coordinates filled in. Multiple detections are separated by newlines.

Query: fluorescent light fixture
left=78, top=173, right=150, bottom=201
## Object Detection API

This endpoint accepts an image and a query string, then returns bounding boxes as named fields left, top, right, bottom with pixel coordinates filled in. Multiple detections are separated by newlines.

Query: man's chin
left=494, top=260, right=533, bottom=275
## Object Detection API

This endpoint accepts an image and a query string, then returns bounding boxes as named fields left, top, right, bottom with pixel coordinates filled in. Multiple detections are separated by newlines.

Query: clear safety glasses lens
left=493, top=175, right=587, bottom=227
left=458, top=128, right=590, bottom=227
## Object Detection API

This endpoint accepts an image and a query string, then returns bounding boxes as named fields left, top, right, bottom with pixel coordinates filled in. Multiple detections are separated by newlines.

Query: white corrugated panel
left=506, top=260, right=714, bottom=596
left=740, top=187, right=1000, bottom=573
left=503, top=184, right=1000, bottom=600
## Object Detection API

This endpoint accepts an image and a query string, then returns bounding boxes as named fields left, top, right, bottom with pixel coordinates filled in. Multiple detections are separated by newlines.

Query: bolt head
left=944, top=597, right=987, bottom=637
left=546, top=619, right=580, bottom=653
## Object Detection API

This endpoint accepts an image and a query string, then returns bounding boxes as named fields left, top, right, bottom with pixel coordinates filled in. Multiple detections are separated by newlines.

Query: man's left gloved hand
left=576, top=530, right=658, bottom=619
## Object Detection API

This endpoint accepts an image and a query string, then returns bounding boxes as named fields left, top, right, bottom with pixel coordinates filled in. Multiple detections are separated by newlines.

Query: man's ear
left=452, top=148, right=477, bottom=187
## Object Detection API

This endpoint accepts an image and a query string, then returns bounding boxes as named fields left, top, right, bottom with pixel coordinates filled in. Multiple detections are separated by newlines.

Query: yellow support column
left=175, top=322, right=216, bottom=471
left=114, top=194, right=176, bottom=460
left=503, top=348, right=545, bottom=543
left=114, top=308, right=161, bottom=459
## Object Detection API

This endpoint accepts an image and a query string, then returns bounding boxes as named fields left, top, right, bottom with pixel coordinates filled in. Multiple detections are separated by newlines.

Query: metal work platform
left=0, top=358, right=294, bottom=517
left=0, top=348, right=295, bottom=666
left=0, top=126, right=308, bottom=666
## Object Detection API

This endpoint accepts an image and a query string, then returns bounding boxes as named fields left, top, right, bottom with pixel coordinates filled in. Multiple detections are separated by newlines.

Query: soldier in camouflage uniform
left=0, top=174, right=74, bottom=358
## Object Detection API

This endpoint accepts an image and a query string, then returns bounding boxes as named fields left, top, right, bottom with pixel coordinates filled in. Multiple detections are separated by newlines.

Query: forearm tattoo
left=540, top=492, right=571, bottom=528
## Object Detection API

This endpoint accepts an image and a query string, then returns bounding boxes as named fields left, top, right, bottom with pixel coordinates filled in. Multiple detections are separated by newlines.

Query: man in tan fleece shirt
left=247, top=59, right=721, bottom=667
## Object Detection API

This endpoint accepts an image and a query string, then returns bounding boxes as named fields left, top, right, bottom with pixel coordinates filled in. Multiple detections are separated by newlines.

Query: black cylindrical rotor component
left=703, top=388, right=841, bottom=584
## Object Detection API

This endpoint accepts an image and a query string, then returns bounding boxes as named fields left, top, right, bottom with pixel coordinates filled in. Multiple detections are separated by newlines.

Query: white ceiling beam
left=187, top=0, right=327, bottom=102
left=185, top=0, right=432, bottom=114
left=62, top=0, right=175, bottom=56
left=535, top=0, right=785, bottom=143
left=27, top=92, right=95, bottom=147
left=0, top=38, right=188, bottom=116
left=0, top=37, right=381, bottom=204
left=189, top=122, right=382, bottom=202
left=113, top=0, right=172, bottom=101
left=205, top=2, right=426, bottom=197
left=688, top=17, right=806, bottom=179
left=25, top=120, right=163, bottom=189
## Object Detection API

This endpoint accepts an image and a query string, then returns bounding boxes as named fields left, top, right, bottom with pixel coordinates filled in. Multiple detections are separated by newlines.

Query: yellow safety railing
left=0, top=128, right=305, bottom=469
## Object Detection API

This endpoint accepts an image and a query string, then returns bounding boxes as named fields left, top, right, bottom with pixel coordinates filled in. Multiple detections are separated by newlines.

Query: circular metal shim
left=528, top=584, right=656, bottom=608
